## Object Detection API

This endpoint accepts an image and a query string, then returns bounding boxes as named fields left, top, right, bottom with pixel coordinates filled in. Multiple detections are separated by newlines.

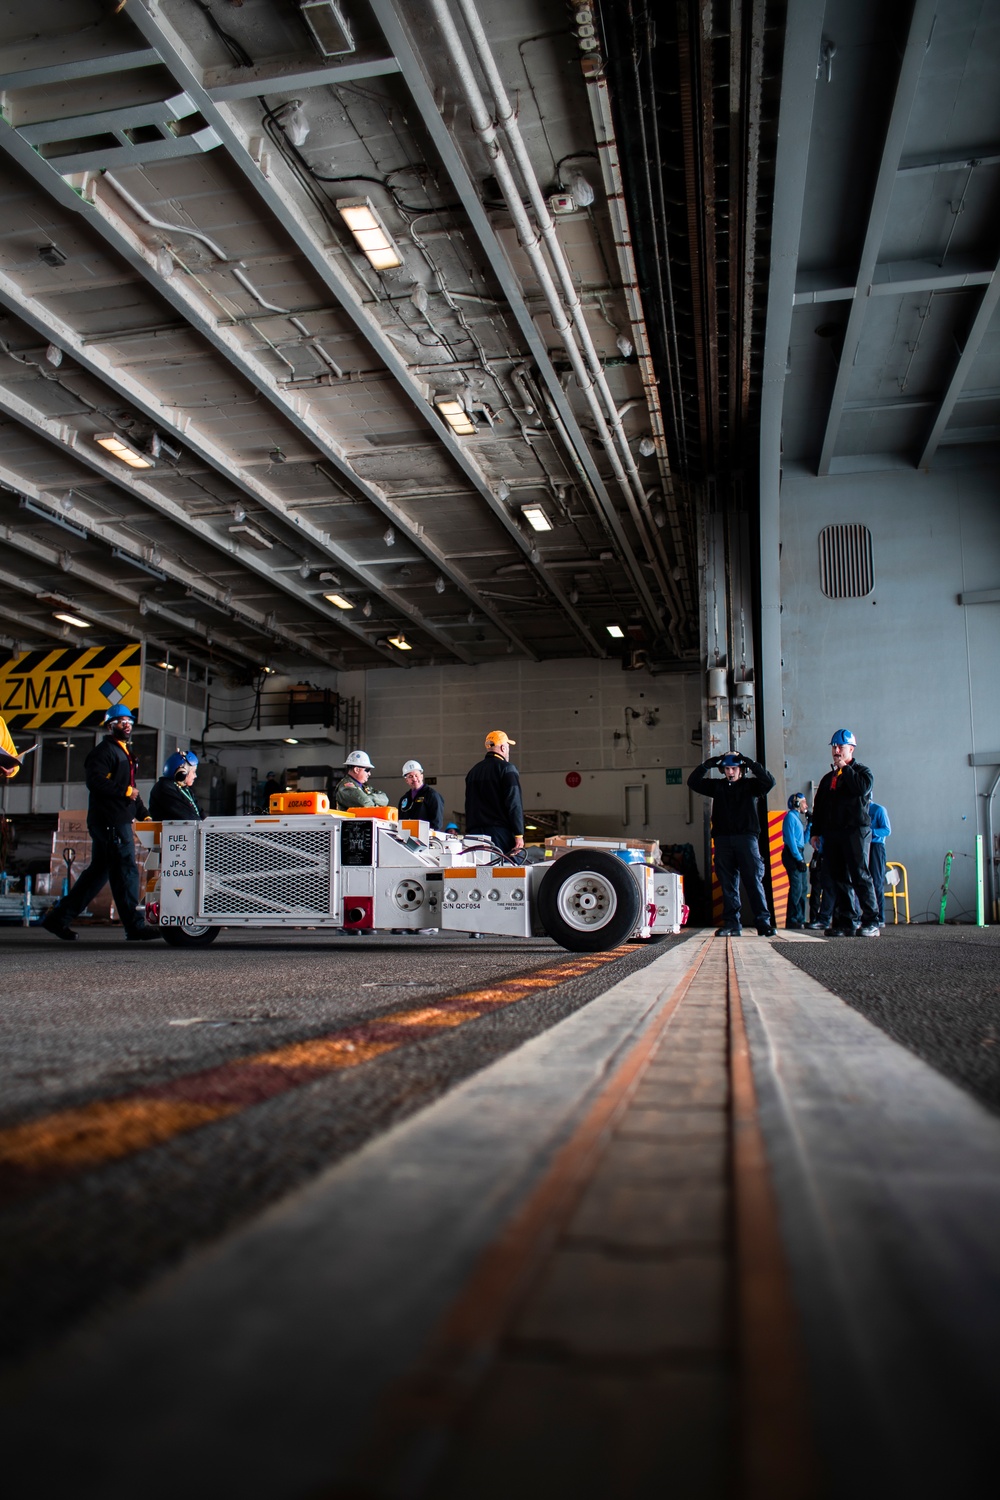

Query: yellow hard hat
left=485, top=729, right=515, bottom=749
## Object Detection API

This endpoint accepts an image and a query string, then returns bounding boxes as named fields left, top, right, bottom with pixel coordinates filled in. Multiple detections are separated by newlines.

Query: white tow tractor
left=137, top=795, right=686, bottom=953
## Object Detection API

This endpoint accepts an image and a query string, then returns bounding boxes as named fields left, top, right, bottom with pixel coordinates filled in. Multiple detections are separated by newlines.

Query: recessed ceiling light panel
left=94, top=432, right=154, bottom=469
left=336, top=197, right=402, bottom=270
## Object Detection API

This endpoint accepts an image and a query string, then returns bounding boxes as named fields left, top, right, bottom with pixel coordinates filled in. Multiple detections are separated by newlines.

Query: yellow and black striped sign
left=0, top=645, right=142, bottom=730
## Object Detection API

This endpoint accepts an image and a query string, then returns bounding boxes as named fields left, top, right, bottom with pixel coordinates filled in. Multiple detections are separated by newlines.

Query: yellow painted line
left=0, top=948, right=631, bottom=1202
left=0, top=1099, right=234, bottom=1174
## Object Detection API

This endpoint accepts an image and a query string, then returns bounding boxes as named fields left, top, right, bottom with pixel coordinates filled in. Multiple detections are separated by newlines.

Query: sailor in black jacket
left=464, top=730, right=524, bottom=855
left=809, top=728, right=880, bottom=937
left=149, top=750, right=204, bottom=821
left=42, top=706, right=160, bottom=942
left=687, top=751, right=776, bottom=936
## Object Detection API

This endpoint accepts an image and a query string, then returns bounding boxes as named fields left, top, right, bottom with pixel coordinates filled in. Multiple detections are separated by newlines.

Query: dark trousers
left=781, top=851, right=809, bottom=925
left=868, top=841, right=887, bottom=923
left=714, top=833, right=771, bottom=929
left=826, top=829, right=879, bottom=930
left=51, top=818, right=143, bottom=933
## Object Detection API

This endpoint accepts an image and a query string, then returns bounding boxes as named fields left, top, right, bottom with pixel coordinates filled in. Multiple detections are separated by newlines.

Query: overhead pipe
left=424, top=0, right=676, bottom=646
left=447, top=0, right=686, bottom=635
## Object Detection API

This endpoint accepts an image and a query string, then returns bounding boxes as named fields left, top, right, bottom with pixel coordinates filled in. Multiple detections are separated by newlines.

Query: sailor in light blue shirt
left=868, top=802, right=891, bottom=925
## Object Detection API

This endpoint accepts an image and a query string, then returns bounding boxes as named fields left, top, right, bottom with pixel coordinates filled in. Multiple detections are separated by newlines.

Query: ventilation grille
left=819, top=524, right=874, bottom=598
left=202, top=828, right=331, bottom=917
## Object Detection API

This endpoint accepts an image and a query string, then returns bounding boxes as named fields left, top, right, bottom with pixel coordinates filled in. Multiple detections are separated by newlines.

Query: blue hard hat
left=788, top=791, right=805, bottom=809
left=164, top=750, right=198, bottom=777
left=720, top=753, right=741, bottom=767
left=103, top=705, right=134, bottom=723
left=830, top=728, right=857, bottom=747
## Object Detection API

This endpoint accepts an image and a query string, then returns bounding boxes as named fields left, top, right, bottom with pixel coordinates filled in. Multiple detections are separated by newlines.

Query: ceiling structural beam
left=937, top=425, right=1000, bottom=446
left=205, top=56, right=402, bottom=100
left=0, top=50, right=160, bottom=90
left=917, top=259, right=1000, bottom=468
left=0, top=385, right=401, bottom=666
left=0, top=467, right=342, bottom=670
left=0, top=558, right=153, bottom=641
left=90, top=9, right=599, bottom=656
left=816, top=0, right=939, bottom=477
left=441, top=0, right=685, bottom=634
left=795, top=258, right=995, bottom=304
left=0, top=271, right=475, bottom=665
left=0, top=519, right=293, bottom=670
left=898, top=147, right=1000, bottom=175
left=757, top=0, right=825, bottom=790
left=0, top=124, right=528, bottom=664
left=0, top=590, right=90, bottom=649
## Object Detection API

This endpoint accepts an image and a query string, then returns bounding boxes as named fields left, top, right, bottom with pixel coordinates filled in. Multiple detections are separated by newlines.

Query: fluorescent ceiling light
left=434, top=396, right=476, bottom=436
left=388, top=633, right=412, bottom=650
left=300, top=0, right=355, bottom=57
left=336, top=197, right=402, bottom=271
left=284, top=737, right=299, bottom=744
left=53, top=611, right=91, bottom=628
left=521, top=504, right=552, bottom=532
left=324, top=592, right=354, bottom=610
left=606, top=624, right=625, bottom=638
left=94, top=432, right=154, bottom=469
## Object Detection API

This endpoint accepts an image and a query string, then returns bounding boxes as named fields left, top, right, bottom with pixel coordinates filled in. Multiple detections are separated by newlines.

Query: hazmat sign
left=0, top=646, right=142, bottom=730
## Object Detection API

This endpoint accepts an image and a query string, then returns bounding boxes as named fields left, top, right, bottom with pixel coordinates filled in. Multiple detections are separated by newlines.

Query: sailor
left=42, top=706, right=161, bottom=942
left=334, top=750, right=390, bottom=811
left=398, top=759, right=445, bottom=829
left=149, top=751, right=204, bottom=821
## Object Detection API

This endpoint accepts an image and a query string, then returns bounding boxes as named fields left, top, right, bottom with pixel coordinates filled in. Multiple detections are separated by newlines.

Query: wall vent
left=819, top=524, right=874, bottom=598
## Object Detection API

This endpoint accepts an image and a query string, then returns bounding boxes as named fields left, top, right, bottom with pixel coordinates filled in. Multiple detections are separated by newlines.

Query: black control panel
left=341, top=819, right=375, bottom=865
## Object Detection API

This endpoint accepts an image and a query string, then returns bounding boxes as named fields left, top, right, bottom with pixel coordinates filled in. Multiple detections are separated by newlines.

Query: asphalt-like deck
left=1, top=922, right=999, bottom=1498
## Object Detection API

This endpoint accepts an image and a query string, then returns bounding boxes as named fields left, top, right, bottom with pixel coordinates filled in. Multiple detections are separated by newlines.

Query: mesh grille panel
left=819, top=524, right=874, bottom=598
left=202, top=828, right=332, bottom=917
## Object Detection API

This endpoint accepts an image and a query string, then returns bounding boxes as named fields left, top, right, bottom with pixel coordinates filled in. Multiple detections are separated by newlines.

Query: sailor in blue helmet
left=42, top=706, right=161, bottom=942
left=782, top=791, right=810, bottom=928
left=688, top=749, right=776, bottom=937
left=809, top=729, right=880, bottom=938
left=149, top=750, right=203, bottom=821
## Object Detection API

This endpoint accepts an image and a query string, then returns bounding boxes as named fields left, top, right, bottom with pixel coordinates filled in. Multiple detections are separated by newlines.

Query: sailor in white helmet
left=334, top=750, right=390, bottom=811
left=398, top=759, right=445, bottom=829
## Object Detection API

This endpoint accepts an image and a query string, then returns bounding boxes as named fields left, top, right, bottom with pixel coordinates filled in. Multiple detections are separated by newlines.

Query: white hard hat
left=402, top=759, right=423, bottom=775
left=344, top=749, right=374, bottom=769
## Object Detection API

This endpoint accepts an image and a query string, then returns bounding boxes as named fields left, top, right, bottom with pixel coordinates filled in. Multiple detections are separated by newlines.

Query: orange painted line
left=0, top=948, right=629, bottom=1204
left=337, top=936, right=716, bottom=1490
left=728, top=944, right=818, bottom=1496
left=0, top=1099, right=238, bottom=1175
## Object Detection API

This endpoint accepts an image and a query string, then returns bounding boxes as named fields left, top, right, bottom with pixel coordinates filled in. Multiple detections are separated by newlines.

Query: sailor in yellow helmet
left=464, top=730, right=524, bottom=855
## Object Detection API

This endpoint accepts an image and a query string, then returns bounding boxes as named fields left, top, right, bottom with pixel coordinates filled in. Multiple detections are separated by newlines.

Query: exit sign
left=665, top=767, right=683, bottom=785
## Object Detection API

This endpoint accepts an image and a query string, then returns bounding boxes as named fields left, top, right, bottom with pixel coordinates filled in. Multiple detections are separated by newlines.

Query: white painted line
left=734, top=940, right=1000, bottom=1495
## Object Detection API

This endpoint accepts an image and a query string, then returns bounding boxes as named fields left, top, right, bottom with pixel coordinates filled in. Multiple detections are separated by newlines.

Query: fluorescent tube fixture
left=53, top=611, right=91, bottom=628
left=434, top=396, right=476, bottom=436
left=324, top=592, right=354, bottom=610
left=284, top=737, right=299, bottom=744
left=388, top=633, right=412, bottom=651
left=336, top=198, right=402, bottom=271
left=300, top=0, right=355, bottom=57
left=521, top=504, right=552, bottom=532
left=94, top=432, right=154, bottom=469
left=606, top=624, right=625, bottom=638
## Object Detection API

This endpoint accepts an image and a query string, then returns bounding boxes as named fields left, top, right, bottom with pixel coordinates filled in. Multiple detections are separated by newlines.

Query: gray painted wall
left=779, top=459, right=1000, bottom=922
